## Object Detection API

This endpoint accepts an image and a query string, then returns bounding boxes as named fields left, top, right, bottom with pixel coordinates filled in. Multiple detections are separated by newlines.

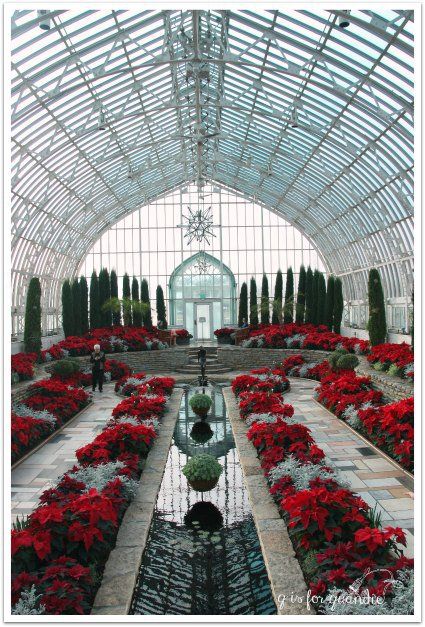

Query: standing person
left=241, top=318, right=248, bottom=328
left=91, top=343, right=106, bottom=392
left=197, top=345, right=207, bottom=379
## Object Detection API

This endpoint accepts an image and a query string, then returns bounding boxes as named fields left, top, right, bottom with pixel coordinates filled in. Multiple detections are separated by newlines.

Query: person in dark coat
left=197, top=346, right=207, bottom=378
left=91, top=343, right=106, bottom=392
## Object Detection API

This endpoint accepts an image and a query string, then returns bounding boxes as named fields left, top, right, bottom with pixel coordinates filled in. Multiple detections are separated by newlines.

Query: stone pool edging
left=91, top=389, right=184, bottom=615
left=222, top=388, right=315, bottom=617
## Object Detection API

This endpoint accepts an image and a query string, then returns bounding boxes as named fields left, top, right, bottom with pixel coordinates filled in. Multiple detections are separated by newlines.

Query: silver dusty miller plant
left=12, top=404, right=57, bottom=427
left=68, top=461, right=138, bottom=499
left=268, top=454, right=349, bottom=491
left=12, top=586, right=45, bottom=615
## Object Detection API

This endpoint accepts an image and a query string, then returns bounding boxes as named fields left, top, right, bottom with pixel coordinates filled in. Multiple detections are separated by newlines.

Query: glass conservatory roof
left=10, top=9, right=414, bottom=304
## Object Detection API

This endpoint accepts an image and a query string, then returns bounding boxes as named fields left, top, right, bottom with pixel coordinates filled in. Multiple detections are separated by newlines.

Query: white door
left=195, top=303, right=212, bottom=340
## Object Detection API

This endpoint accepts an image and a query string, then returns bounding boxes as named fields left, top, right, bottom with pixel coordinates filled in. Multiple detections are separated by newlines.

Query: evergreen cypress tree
left=98, top=268, right=111, bottom=327
left=238, top=282, right=248, bottom=326
left=304, top=266, right=314, bottom=324
left=317, top=272, right=327, bottom=325
left=260, top=274, right=270, bottom=324
left=367, top=268, right=387, bottom=345
left=110, top=270, right=121, bottom=326
left=325, top=275, right=335, bottom=330
left=333, top=278, right=344, bottom=335
left=23, top=277, right=42, bottom=353
left=156, top=285, right=167, bottom=328
left=272, top=270, right=283, bottom=324
left=62, top=279, right=74, bottom=337
left=249, top=277, right=259, bottom=325
left=71, top=278, right=82, bottom=336
left=122, top=273, right=132, bottom=326
left=131, top=277, right=141, bottom=326
left=311, top=270, right=320, bottom=325
left=283, top=267, right=294, bottom=323
left=295, top=265, right=306, bottom=323
left=141, top=279, right=152, bottom=329
left=79, top=276, right=89, bottom=335
left=89, top=271, right=100, bottom=330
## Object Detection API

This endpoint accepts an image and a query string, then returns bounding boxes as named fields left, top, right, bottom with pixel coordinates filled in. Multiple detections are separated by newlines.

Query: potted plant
left=182, top=453, right=223, bottom=491
left=189, top=392, right=212, bottom=417
left=190, top=420, right=214, bottom=444
left=214, top=327, right=235, bottom=344
left=174, top=329, right=193, bottom=345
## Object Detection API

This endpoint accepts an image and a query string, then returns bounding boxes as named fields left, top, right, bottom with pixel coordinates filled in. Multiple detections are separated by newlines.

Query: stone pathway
left=285, top=378, right=414, bottom=558
left=11, top=385, right=117, bottom=524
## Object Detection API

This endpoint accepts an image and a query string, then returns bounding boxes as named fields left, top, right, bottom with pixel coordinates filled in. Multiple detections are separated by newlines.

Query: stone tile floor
left=286, top=378, right=414, bottom=558
left=11, top=385, right=118, bottom=524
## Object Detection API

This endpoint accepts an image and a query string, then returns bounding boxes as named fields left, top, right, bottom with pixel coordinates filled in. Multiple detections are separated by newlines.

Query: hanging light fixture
left=338, top=10, right=351, bottom=28
left=290, top=107, right=299, bottom=128
left=37, top=10, right=51, bottom=30
left=97, top=110, right=107, bottom=131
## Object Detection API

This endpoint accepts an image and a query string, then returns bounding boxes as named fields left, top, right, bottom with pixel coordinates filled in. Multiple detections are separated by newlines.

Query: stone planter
left=187, top=477, right=219, bottom=492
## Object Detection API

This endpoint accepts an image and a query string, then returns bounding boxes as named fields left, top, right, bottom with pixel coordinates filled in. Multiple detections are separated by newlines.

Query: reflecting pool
left=130, top=384, right=277, bottom=615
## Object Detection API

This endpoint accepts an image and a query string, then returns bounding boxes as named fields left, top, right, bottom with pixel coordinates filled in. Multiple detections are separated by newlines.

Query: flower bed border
left=11, top=400, right=93, bottom=471
left=91, top=389, right=183, bottom=615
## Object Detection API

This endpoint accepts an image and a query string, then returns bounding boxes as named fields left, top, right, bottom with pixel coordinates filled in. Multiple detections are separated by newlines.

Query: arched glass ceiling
left=11, top=9, right=414, bottom=319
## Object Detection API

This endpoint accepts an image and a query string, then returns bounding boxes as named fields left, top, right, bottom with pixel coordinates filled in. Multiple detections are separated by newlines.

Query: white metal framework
left=11, top=9, right=414, bottom=335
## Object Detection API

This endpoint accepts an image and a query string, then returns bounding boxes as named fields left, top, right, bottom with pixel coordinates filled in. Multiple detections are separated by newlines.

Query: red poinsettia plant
left=12, top=353, right=38, bottom=382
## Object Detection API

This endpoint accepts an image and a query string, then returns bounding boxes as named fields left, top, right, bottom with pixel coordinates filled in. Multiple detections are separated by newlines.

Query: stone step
left=175, top=365, right=232, bottom=374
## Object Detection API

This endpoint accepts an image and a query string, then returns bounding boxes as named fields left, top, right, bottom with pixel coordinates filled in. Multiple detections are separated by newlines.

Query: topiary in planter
left=189, top=393, right=212, bottom=417
left=336, top=353, right=359, bottom=371
left=190, top=420, right=214, bottom=444
left=182, top=453, right=223, bottom=491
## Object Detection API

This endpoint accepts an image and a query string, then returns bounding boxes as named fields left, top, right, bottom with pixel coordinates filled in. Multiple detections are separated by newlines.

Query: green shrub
left=388, top=363, right=402, bottom=377
left=189, top=393, right=213, bottom=413
left=368, top=268, right=387, bottom=346
left=51, top=359, right=81, bottom=377
left=373, top=361, right=386, bottom=371
left=328, top=348, right=348, bottom=369
left=24, top=277, right=42, bottom=354
left=336, top=354, right=359, bottom=371
left=182, top=453, right=223, bottom=481
left=238, top=282, right=248, bottom=326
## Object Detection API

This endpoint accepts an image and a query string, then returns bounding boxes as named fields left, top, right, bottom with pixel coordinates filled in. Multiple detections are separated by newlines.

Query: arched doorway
left=169, top=252, right=237, bottom=340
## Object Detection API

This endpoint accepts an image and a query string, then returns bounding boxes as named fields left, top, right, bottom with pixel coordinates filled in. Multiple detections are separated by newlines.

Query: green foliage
left=260, top=274, right=270, bottom=324
left=249, top=277, right=259, bottom=325
left=368, top=268, right=387, bottom=346
left=325, top=275, right=335, bottom=331
left=131, top=277, right=141, bottom=326
left=12, top=515, right=29, bottom=532
left=328, top=348, right=349, bottom=369
left=388, top=363, right=402, bottom=377
left=189, top=393, right=213, bottom=412
left=312, top=270, right=320, bottom=325
left=110, top=270, right=120, bottom=325
left=272, top=270, right=283, bottom=324
left=51, top=359, right=81, bottom=377
left=61, top=279, right=74, bottom=338
left=23, top=277, right=42, bottom=354
left=295, top=265, right=306, bottom=324
left=182, top=453, right=223, bottom=481
left=304, top=266, right=314, bottom=324
left=333, top=277, right=344, bottom=334
left=89, top=271, right=100, bottom=330
left=98, top=268, right=111, bottom=327
left=122, top=273, right=132, bottom=326
left=284, top=267, right=294, bottom=323
left=71, top=278, right=82, bottom=336
left=156, top=285, right=167, bottom=328
left=141, top=278, right=152, bottom=329
left=79, top=276, right=89, bottom=335
left=317, top=272, right=327, bottom=325
left=336, top=354, right=359, bottom=370
left=238, top=282, right=248, bottom=326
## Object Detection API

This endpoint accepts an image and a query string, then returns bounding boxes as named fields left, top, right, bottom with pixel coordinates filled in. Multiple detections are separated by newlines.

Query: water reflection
left=130, top=385, right=277, bottom=615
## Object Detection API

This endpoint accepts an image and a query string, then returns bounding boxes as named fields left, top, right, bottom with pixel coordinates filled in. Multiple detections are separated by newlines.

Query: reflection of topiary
left=336, top=354, right=359, bottom=371
left=183, top=453, right=223, bottom=481
left=190, top=420, right=213, bottom=444
left=184, top=501, right=223, bottom=532
left=189, top=393, right=212, bottom=415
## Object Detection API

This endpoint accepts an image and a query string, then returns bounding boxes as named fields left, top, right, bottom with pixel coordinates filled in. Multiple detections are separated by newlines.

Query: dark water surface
left=130, top=384, right=277, bottom=615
